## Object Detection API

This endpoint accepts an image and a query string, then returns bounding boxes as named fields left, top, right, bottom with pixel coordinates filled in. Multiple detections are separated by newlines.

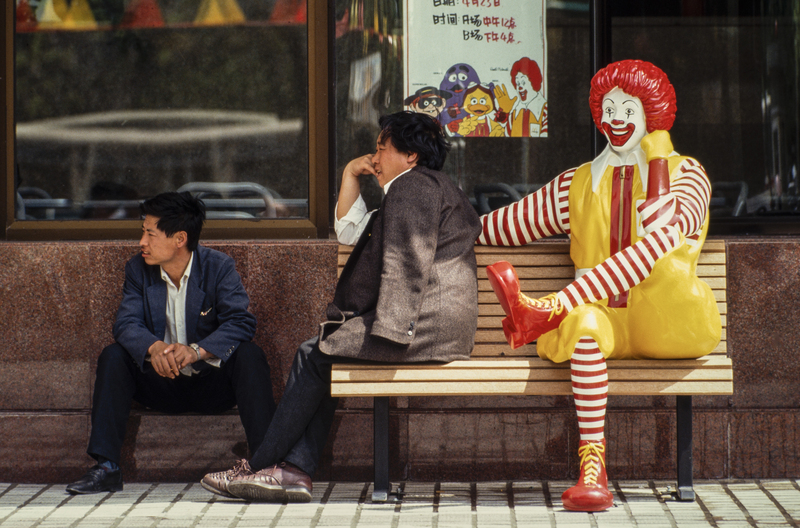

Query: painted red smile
left=602, top=122, right=635, bottom=147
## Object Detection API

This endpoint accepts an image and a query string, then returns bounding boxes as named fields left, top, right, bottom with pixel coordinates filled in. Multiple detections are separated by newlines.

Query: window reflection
left=15, top=0, right=309, bottom=220
left=333, top=0, right=800, bottom=231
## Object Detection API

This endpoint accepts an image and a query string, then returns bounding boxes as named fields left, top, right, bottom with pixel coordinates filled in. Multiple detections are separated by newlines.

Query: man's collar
left=382, top=166, right=414, bottom=195
left=590, top=144, right=648, bottom=192
left=160, top=251, right=194, bottom=288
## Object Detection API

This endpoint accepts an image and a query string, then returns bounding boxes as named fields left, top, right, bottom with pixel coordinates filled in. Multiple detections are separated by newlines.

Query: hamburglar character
left=404, top=86, right=452, bottom=121
left=477, top=60, right=721, bottom=512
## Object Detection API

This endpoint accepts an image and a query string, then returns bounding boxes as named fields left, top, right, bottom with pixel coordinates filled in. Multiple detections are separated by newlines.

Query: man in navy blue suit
left=66, top=191, right=275, bottom=494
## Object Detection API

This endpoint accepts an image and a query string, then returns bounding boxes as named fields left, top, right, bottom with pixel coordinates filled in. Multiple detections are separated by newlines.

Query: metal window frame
left=2, top=0, right=331, bottom=241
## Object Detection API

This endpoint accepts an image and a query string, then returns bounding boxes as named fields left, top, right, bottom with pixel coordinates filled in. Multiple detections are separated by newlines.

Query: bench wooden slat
left=478, top=289, right=727, bottom=303
left=476, top=264, right=726, bottom=279
left=477, top=313, right=727, bottom=329
left=476, top=276, right=726, bottom=291
left=478, top=301, right=728, bottom=316
left=469, top=341, right=728, bottom=356
left=332, top=368, right=731, bottom=384
left=474, top=328, right=727, bottom=346
left=469, top=239, right=726, bottom=253
left=333, top=355, right=731, bottom=371
left=331, top=380, right=733, bottom=397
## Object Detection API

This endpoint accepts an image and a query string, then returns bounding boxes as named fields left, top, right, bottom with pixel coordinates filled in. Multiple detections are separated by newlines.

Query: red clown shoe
left=486, top=261, right=567, bottom=348
left=561, top=439, right=614, bottom=512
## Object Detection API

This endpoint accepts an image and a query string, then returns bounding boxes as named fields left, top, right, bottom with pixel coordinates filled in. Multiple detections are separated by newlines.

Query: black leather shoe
left=66, top=465, right=123, bottom=494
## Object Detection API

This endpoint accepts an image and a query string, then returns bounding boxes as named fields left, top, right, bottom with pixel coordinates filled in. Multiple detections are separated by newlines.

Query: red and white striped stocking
left=571, top=337, right=608, bottom=442
left=556, top=225, right=680, bottom=312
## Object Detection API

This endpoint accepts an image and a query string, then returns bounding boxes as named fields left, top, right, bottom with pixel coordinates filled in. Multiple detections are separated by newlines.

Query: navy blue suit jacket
left=112, top=245, right=257, bottom=370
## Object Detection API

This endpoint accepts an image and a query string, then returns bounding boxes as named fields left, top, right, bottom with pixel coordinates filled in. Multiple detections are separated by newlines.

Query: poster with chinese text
left=403, top=0, right=547, bottom=138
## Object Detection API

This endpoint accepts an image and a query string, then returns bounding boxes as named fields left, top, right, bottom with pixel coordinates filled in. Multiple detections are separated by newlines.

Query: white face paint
left=515, top=72, right=531, bottom=101
left=600, top=87, right=647, bottom=156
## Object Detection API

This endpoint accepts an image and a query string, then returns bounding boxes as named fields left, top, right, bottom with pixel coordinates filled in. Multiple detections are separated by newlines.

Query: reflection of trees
left=15, top=25, right=308, bottom=122
left=334, top=0, right=404, bottom=210
left=15, top=25, right=310, bottom=202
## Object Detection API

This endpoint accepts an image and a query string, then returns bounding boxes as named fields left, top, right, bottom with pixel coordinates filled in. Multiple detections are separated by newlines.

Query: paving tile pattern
left=1, top=480, right=799, bottom=527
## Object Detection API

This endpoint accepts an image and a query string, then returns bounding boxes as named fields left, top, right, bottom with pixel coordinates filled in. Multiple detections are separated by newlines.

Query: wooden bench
left=331, top=240, right=732, bottom=502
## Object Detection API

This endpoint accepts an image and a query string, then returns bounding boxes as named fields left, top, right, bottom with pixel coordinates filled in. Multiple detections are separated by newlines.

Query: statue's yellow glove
left=640, top=130, right=674, bottom=161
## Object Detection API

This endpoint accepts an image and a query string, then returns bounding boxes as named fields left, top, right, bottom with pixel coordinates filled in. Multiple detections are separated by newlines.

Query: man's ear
left=407, top=151, right=419, bottom=165
left=174, top=231, right=188, bottom=248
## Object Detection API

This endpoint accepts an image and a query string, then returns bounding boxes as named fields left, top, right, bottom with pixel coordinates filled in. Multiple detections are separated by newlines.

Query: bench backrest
left=338, top=239, right=727, bottom=361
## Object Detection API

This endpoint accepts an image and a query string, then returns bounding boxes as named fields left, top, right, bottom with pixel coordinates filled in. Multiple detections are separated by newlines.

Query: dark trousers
left=248, top=337, right=342, bottom=477
left=87, top=341, right=276, bottom=465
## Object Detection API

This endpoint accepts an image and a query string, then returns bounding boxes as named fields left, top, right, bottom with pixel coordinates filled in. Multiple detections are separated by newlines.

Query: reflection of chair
left=177, top=182, right=278, bottom=218
left=18, top=186, right=59, bottom=219
left=513, top=183, right=544, bottom=196
left=474, top=183, right=522, bottom=215
left=709, top=181, right=748, bottom=217
left=15, top=192, right=27, bottom=220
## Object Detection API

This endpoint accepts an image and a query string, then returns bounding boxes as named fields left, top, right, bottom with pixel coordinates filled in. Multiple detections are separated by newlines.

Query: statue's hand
left=494, top=84, right=516, bottom=113
left=640, top=130, right=674, bottom=161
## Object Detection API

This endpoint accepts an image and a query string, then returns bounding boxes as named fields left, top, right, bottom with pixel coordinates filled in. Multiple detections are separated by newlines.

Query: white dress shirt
left=334, top=168, right=411, bottom=244
left=159, top=252, right=221, bottom=376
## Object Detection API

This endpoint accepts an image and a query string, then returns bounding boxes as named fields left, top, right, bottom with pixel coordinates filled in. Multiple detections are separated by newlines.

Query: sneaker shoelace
left=577, top=442, right=606, bottom=486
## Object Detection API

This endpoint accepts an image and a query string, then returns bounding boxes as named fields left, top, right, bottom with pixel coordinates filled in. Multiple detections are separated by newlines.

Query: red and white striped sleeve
left=671, top=158, right=711, bottom=237
left=539, top=103, right=548, bottom=136
left=477, top=169, right=573, bottom=246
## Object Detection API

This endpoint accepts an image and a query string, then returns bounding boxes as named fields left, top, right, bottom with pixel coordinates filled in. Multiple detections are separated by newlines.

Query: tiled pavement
left=1, top=480, right=799, bottom=527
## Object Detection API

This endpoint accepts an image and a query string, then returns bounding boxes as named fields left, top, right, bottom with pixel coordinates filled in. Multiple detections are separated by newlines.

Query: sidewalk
left=1, top=479, right=798, bottom=527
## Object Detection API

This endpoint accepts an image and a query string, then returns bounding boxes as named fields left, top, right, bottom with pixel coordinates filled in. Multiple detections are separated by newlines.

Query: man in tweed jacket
left=202, top=111, right=482, bottom=502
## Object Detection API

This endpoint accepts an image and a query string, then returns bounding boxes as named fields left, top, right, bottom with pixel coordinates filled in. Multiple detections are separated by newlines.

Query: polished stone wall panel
left=0, top=243, right=96, bottom=360
left=241, top=241, right=337, bottom=398
left=0, top=415, right=89, bottom=482
left=0, top=361, right=91, bottom=410
left=2, top=238, right=800, bottom=483
left=728, top=410, right=800, bottom=478
left=726, top=240, right=800, bottom=408
left=405, top=411, right=573, bottom=481
left=120, top=413, right=248, bottom=482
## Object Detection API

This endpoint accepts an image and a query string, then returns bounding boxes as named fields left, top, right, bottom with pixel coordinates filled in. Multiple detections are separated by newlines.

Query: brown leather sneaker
left=227, top=461, right=312, bottom=503
left=200, top=459, right=253, bottom=498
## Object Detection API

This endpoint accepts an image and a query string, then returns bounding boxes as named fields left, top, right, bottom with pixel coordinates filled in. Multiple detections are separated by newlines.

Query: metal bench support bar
left=676, top=395, right=695, bottom=501
left=372, top=396, right=391, bottom=502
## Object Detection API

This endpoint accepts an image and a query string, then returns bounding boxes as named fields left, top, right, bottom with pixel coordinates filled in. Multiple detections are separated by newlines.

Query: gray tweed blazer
left=319, top=165, right=482, bottom=363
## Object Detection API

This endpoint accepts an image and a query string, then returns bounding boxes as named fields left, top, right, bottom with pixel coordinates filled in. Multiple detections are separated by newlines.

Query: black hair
left=377, top=111, right=450, bottom=171
left=140, top=191, right=206, bottom=251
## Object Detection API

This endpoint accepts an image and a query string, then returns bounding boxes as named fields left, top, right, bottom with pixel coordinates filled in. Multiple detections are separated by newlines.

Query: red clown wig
left=589, top=60, right=677, bottom=133
left=510, top=57, right=543, bottom=92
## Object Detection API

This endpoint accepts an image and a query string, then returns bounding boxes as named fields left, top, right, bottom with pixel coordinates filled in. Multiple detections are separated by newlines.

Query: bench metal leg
left=372, top=396, right=391, bottom=502
left=676, top=395, right=695, bottom=501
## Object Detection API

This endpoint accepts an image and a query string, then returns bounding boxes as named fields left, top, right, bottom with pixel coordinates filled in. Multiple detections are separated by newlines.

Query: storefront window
left=10, top=0, right=327, bottom=238
left=6, top=0, right=800, bottom=239
left=333, top=0, right=800, bottom=235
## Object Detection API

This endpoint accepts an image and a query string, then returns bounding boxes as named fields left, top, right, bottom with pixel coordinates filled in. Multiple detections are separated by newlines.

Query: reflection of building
left=16, top=109, right=306, bottom=219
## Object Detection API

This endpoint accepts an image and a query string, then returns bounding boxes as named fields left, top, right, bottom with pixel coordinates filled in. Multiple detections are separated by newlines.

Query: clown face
left=600, top=87, right=647, bottom=154
left=514, top=71, right=531, bottom=102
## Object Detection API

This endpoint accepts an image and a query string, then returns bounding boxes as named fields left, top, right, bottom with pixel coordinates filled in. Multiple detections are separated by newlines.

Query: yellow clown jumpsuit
left=536, top=155, right=721, bottom=363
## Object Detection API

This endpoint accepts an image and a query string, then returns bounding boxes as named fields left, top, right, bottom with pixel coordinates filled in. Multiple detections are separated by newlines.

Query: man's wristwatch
left=189, top=343, right=201, bottom=362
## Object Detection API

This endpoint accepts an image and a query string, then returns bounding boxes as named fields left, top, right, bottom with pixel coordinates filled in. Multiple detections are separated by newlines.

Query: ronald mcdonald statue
left=477, top=60, right=721, bottom=512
